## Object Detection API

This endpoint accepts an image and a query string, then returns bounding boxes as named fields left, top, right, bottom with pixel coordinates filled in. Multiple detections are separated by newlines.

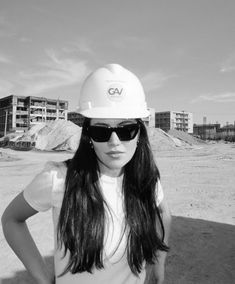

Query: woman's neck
left=98, top=161, right=123, bottom=177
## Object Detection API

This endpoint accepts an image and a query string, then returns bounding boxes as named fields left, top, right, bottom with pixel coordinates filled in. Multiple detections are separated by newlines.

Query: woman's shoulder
left=44, top=161, right=69, bottom=206
left=43, top=161, right=68, bottom=192
left=44, top=160, right=68, bottom=176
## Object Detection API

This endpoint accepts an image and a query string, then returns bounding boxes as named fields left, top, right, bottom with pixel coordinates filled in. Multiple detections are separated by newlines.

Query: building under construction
left=193, top=123, right=220, bottom=140
left=0, top=95, right=68, bottom=137
left=68, top=111, right=84, bottom=127
left=193, top=123, right=235, bottom=141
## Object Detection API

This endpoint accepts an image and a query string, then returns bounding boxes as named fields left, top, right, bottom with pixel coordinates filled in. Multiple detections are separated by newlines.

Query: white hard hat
left=77, top=64, right=149, bottom=118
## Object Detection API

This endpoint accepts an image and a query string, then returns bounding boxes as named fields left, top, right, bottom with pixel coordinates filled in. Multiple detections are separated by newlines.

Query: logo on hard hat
left=107, top=84, right=125, bottom=101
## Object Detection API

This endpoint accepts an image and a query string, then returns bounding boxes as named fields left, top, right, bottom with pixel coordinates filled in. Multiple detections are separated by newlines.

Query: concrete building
left=193, top=123, right=235, bottom=141
left=68, top=111, right=84, bottom=127
left=216, top=124, right=235, bottom=140
left=155, top=111, right=193, bottom=133
left=0, top=95, right=68, bottom=137
left=193, top=123, right=220, bottom=140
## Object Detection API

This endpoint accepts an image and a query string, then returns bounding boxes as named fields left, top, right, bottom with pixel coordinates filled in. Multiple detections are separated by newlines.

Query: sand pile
left=147, top=127, right=187, bottom=151
left=33, top=124, right=192, bottom=152
left=168, top=129, right=204, bottom=145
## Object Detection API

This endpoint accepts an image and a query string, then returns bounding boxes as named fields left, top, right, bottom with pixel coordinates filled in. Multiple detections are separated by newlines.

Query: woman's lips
left=106, top=151, right=124, bottom=158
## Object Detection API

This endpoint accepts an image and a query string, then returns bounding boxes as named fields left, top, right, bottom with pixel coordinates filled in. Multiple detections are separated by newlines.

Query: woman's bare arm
left=153, top=199, right=172, bottom=284
left=1, top=192, right=54, bottom=284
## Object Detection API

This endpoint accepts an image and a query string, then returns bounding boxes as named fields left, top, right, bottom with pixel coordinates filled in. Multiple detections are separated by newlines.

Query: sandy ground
left=0, top=143, right=235, bottom=284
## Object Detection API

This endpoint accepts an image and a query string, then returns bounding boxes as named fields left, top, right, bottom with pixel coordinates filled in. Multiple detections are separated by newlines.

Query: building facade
left=155, top=111, right=193, bottom=133
left=193, top=123, right=235, bottom=141
left=216, top=124, right=235, bottom=140
left=193, top=123, right=220, bottom=140
left=0, top=95, right=68, bottom=137
left=67, top=111, right=84, bottom=127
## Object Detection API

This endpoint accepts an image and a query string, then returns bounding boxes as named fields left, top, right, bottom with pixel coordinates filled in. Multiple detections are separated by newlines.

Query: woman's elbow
left=1, top=208, right=11, bottom=229
left=1, top=208, right=19, bottom=236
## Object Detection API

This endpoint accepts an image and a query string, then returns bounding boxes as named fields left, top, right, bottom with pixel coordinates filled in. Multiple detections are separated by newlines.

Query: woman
left=2, top=64, right=171, bottom=284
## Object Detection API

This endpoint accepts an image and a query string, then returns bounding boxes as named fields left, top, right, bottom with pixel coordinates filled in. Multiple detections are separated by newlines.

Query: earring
left=89, top=140, right=94, bottom=149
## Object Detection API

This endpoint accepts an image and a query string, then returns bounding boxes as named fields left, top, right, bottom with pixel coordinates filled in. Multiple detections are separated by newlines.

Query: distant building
left=0, top=95, right=68, bottom=137
left=67, top=111, right=84, bottom=127
left=155, top=110, right=193, bottom=133
left=216, top=124, right=235, bottom=140
left=193, top=123, right=220, bottom=140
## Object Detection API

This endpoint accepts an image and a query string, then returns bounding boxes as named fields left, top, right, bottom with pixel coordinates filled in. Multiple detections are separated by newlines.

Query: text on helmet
left=107, top=84, right=125, bottom=102
left=108, top=87, right=123, bottom=95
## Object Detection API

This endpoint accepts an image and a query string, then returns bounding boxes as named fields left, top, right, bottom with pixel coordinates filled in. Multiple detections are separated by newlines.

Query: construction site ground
left=0, top=140, right=235, bottom=284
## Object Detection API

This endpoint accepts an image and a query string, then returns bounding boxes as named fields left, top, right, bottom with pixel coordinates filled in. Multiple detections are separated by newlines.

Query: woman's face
left=89, top=118, right=139, bottom=177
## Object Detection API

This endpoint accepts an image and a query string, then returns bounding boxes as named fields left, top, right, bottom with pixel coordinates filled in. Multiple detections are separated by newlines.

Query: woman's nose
left=108, top=131, right=121, bottom=145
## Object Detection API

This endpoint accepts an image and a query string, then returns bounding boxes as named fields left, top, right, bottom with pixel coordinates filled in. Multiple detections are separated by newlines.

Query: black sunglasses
left=87, top=123, right=140, bottom=142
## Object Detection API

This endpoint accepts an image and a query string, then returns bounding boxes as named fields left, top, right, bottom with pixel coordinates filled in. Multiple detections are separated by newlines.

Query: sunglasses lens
left=88, top=126, right=111, bottom=142
left=116, top=124, right=139, bottom=141
left=88, top=124, right=139, bottom=142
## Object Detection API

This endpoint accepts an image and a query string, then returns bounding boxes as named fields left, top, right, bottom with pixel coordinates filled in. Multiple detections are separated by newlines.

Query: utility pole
left=4, top=110, right=8, bottom=136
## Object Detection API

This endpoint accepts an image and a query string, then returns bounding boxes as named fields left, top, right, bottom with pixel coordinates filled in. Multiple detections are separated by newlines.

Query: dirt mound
left=147, top=128, right=187, bottom=151
left=18, top=120, right=81, bottom=151
left=2, top=121, right=202, bottom=152
left=167, top=129, right=205, bottom=145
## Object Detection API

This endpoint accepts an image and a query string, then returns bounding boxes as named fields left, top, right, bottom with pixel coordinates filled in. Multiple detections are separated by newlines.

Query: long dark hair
left=57, top=118, right=169, bottom=275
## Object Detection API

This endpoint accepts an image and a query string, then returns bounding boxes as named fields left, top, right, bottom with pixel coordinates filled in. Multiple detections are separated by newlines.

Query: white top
left=23, top=161, right=164, bottom=284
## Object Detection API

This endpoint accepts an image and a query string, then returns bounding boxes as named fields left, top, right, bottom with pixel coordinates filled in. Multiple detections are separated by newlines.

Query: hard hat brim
left=77, top=107, right=150, bottom=119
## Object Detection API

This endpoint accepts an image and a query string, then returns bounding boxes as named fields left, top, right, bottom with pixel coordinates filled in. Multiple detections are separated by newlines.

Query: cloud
left=221, top=66, right=235, bottom=73
left=220, top=53, right=235, bottom=72
left=192, top=92, right=235, bottom=103
left=141, top=71, right=171, bottom=92
left=62, top=39, right=94, bottom=55
left=18, top=48, right=91, bottom=95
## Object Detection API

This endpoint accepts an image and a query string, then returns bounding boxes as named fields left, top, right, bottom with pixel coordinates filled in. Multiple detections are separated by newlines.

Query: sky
left=0, top=0, right=234, bottom=126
